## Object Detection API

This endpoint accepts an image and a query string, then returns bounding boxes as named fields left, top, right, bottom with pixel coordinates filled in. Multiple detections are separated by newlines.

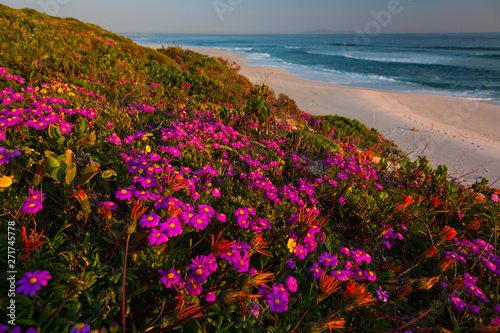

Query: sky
left=1, top=0, right=500, bottom=34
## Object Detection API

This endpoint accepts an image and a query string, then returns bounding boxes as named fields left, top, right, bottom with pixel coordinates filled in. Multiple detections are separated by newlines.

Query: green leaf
left=79, top=165, right=99, bottom=185
left=45, top=154, right=60, bottom=173
left=65, top=166, right=77, bottom=185
left=102, top=169, right=117, bottom=179
left=52, top=168, right=66, bottom=183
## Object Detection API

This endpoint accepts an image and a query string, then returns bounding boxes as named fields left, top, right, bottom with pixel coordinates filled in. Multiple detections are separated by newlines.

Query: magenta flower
left=16, top=270, right=51, bottom=297
left=115, top=188, right=133, bottom=201
left=21, top=199, right=43, bottom=214
left=375, top=286, right=388, bottom=302
left=233, top=252, right=250, bottom=273
left=492, top=194, right=499, bottom=202
left=148, top=228, right=168, bottom=246
left=332, top=269, right=349, bottom=281
left=185, top=281, right=202, bottom=296
left=190, top=215, right=210, bottom=230
left=211, top=188, right=221, bottom=197
left=450, top=295, right=467, bottom=312
left=161, top=217, right=183, bottom=237
left=139, top=213, right=161, bottom=228
left=236, top=216, right=250, bottom=229
left=294, top=244, right=308, bottom=260
left=102, top=201, right=118, bottom=210
left=285, top=276, right=298, bottom=293
left=70, top=323, right=91, bottom=333
left=206, top=292, right=216, bottom=302
left=234, top=207, right=248, bottom=219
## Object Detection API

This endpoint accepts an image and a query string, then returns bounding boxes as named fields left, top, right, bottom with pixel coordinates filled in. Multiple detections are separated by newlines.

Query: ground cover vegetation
left=1, top=4, right=499, bottom=332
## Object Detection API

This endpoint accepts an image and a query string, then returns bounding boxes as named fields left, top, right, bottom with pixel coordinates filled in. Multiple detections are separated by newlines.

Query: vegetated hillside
left=1, top=4, right=499, bottom=333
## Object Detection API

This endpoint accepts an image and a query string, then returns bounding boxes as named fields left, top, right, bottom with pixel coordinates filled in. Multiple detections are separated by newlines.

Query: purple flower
left=285, top=276, right=298, bottom=293
left=212, top=188, right=221, bottom=197
left=331, top=269, right=349, bottom=281
left=206, top=292, right=216, bottom=302
left=248, top=299, right=260, bottom=316
left=185, top=281, right=202, bottom=296
left=309, top=263, right=323, bottom=279
left=463, top=273, right=477, bottom=284
left=70, top=323, right=91, bottom=333
left=158, top=269, right=181, bottom=289
left=267, top=289, right=288, bottom=314
left=319, top=252, right=338, bottom=268
left=468, top=304, right=480, bottom=315
left=375, top=286, right=388, bottom=302
left=286, top=258, right=296, bottom=269
left=16, top=270, right=51, bottom=297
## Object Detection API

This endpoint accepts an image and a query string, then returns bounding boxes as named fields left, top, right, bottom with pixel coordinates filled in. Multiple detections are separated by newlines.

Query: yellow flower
left=145, top=145, right=151, bottom=153
left=0, top=175, right=13, bottom=188
left=287, top=238, right=297, bottom=254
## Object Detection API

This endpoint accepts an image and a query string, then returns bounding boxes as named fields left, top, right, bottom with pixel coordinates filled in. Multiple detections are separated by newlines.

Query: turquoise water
left=125, top=33, right=500, bottom=104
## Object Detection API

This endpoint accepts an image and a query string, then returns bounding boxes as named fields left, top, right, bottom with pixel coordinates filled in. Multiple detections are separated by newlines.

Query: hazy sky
left=1, top=0, right=500, bottom=34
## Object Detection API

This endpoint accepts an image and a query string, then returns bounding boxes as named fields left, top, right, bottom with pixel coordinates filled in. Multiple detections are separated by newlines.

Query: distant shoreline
left=141, top=43, right=500, bottom=185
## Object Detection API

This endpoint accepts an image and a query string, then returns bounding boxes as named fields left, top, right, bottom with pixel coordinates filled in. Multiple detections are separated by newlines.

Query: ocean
left=125, top=33, right=500, bottom=105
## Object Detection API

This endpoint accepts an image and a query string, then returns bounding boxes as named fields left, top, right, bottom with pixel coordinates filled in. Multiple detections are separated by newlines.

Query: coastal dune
left=143, top=45, right=500, bottom=185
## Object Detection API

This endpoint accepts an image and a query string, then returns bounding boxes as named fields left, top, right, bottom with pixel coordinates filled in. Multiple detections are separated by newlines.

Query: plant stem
left=122, top=233, right=131, bottom=333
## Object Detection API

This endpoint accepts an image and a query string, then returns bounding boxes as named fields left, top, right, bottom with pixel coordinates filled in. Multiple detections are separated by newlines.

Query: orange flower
left=393, top=194, right=414, bottom=213
left=211, top=232, right=235, bottom=257
left=319, top=272, right=341, bottom=301
left=438, top=257, right=454, bottom=271
left=100, top=205, right=112, bottom=223
left=417, top=276, right=440, bottom=290
left=308, top=318, right=345, bottom=333
left=250, top=233, right=272, bottom=257
left=393, top=284, right=412, bottom=301
left=423, top=246, right=438, bottom=258
left=19, top=227, right=45, bottom=261
left=439, top=226, right=457, bottom=242
left=343, top=280, right=375, bottom=309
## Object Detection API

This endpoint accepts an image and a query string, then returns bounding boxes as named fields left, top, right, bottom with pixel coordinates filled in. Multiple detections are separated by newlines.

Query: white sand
left=143, top=44, right=500, bottom=186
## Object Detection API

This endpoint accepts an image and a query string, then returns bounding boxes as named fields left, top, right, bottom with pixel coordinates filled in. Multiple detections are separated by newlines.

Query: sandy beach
left=143, top=44, right=500, bottom=185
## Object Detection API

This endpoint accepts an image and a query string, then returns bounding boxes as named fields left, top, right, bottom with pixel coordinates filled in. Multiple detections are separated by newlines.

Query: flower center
left=75, top=323, right=86, bottom=330
left=167, top=273, right=175, bottom=279
left=29, top=203, right=36, bottom=208
left=274, top=299, right=280, bottom=305
left=29, top=277, right=37, bottom=284
left=170, top=222, right=176, bottom=228
left=196, top=269, right=203, bottom=276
